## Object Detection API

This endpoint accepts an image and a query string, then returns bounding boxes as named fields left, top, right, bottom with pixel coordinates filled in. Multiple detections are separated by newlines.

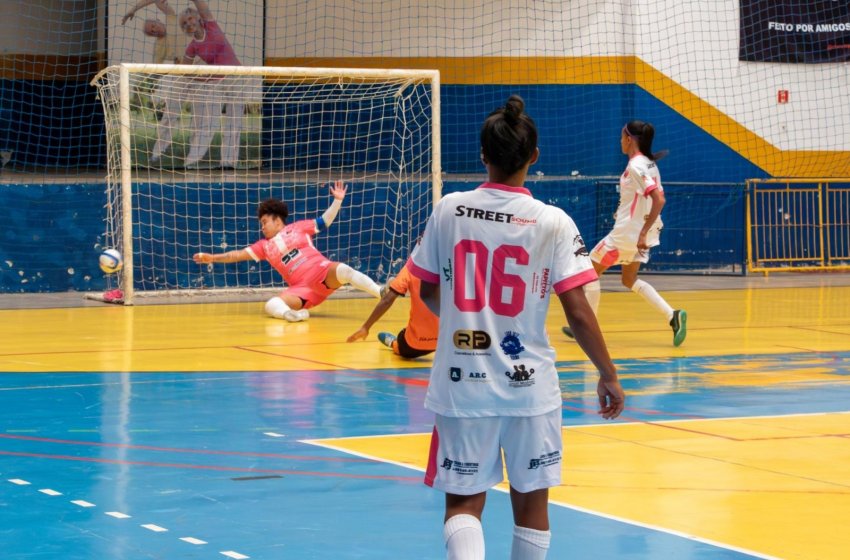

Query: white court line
left=6, top=476, right=246, bottom=556
left=547, top=497, right=783, bottom=560
left=71, top=500, right=96, bottom=507
left=302, top=411, right=841, bottom=560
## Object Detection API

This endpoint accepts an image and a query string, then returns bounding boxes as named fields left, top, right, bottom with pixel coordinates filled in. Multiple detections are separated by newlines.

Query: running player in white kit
left=409, top=95, right=625, bottom=560
left=562, top=120, right=687, bottom=346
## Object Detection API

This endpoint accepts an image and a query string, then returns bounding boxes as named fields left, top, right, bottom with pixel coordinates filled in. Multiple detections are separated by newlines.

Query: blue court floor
left=0, top=352, right=848, bottom=559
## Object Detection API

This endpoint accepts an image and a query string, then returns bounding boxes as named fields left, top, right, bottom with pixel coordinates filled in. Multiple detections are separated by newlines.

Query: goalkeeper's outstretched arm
left=315, top=180, right=347, bottom=232
left=193, top=248, right=251, bottom=264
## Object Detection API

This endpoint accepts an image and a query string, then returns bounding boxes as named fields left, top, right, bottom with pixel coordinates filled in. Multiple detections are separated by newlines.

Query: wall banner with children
left=739, top=0, right=850, bottom=63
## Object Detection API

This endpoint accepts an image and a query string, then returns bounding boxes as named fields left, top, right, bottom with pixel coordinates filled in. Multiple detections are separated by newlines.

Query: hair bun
left=503, top=95, right=525, bottom=122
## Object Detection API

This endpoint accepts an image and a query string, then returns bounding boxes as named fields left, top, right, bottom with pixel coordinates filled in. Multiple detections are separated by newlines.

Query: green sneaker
left=670, top=309, right=687, bottom=347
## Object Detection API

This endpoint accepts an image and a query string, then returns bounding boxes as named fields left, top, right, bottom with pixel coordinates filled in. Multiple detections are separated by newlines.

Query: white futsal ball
left=99, top=249, right=123, bottom=274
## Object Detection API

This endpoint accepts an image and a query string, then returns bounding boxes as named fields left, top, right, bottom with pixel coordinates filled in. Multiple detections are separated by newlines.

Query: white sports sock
left=631, top=279, right=674, bottom=320
left=335, top=263, right=382, bottom=298
left=583, top=279, right=601, bottom=316
left=264, top=297, right=307, bottom=322
left=510, top=525, right=551, bottom=560
left=444, top=514, right=485, bottom=560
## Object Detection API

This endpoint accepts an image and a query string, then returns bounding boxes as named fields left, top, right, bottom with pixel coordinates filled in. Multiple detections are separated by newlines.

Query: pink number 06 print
left=453, top=240, right=529, bottom=317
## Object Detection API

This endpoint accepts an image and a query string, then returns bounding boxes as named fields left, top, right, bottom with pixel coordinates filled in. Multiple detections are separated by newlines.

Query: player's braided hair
left=480, top=94, right=538, bottom=176
left=257, top=199, right=289, bottom=222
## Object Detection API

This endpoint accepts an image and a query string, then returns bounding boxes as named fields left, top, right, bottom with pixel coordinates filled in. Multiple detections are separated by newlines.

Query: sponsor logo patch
left=453, top=330, right=491, bottom=350
left=499, top=331, right=525, bottom=359
left=528, top=450, right=561, bottom=470
left=505, top=364, right=535, bottom=387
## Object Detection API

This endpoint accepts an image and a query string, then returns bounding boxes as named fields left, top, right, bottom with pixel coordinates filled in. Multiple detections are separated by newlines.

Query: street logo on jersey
left=505, top=364, right=535, bottom=387
left=499, top=331, right=525, bottom=359
left=453, top=330, right=491, bottom=350
left=441, top=457, right=479, bottom=476
left=528, top=450, right=561, bottom=470
left=453, top=204, right=536, bottom=226
left=573, top=234, right=589, bottom=257
left=454, top=204, right=514, bottom=224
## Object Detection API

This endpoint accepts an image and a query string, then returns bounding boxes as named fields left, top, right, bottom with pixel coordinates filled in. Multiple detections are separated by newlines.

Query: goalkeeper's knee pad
left=265, top=296, right=290, bottom=318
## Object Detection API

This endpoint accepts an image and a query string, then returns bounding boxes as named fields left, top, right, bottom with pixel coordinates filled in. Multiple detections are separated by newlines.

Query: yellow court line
left=308, top=411, right=850, bottom=560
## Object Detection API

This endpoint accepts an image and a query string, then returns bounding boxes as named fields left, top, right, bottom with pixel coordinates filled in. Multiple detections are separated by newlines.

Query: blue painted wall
left=0, top=179, right=745, bottom=293
left=0, top=183, right=108, bottom=293
left=440, top=85, right=767, bottom=182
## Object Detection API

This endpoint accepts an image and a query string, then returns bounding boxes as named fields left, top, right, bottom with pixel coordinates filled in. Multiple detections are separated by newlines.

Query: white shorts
left=590, top=235, right=649, bottom=266
left=424, top=408, right=563, bottom=495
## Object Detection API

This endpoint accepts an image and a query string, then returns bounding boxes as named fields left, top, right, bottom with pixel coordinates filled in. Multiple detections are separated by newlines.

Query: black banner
left=740, top=0, right=850, bottom=63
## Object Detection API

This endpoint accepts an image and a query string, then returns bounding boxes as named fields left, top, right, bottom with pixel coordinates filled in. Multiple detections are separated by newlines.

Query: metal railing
left=747, top=178, right=850, bottom=273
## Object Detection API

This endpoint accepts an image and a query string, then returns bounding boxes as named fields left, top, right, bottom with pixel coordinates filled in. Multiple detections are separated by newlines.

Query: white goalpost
left=90, top=63, right=441, bottom=305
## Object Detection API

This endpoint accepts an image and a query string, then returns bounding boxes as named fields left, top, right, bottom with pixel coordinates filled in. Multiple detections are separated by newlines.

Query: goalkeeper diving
left=193, top=180, right=383, bottom=321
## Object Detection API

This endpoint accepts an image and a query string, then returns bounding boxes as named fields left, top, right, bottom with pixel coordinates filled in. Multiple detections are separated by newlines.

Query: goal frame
left=90, top=63, right=441, bottom=305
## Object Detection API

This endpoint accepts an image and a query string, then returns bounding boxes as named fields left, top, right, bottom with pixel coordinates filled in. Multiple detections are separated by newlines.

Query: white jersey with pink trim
left=409, top=183, right=597, bottom=418
left=245, top=219, right=330, bottom=286
left=609, top=153, right=664, bottom=250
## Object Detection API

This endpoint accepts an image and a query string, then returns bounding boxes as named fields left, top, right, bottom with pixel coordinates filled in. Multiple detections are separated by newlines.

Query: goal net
left=90, top=63, right=440, bottom=304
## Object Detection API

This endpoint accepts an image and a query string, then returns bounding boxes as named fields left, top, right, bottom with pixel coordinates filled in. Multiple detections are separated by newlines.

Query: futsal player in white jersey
left=409, top=95, right=625, bottom=560
left=562, top=120, right=687, bottom=346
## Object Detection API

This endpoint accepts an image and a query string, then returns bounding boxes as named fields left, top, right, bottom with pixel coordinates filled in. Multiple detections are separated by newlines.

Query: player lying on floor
left=193, top=180, right=382, bottom=321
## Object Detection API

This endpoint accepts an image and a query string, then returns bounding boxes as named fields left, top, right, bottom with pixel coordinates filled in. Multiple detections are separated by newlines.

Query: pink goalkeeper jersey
left=409, top=183, right=597, bottom=418
left=245, top=219, right=330, bottom=286
left=184, top=20, right=241, bottom=66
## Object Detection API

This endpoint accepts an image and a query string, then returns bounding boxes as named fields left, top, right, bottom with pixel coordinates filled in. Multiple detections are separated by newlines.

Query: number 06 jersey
left=409, top=183, right=597, bottom=418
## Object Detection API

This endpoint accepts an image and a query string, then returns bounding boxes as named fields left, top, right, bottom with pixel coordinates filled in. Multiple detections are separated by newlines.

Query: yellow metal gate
left=747, top=178, right=850, bottom=273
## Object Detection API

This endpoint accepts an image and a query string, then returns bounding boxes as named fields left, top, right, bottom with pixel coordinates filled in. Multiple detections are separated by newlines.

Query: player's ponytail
left=624, top=120, right=668, bottom=161
left=481, top=95, right=538, bottom=176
